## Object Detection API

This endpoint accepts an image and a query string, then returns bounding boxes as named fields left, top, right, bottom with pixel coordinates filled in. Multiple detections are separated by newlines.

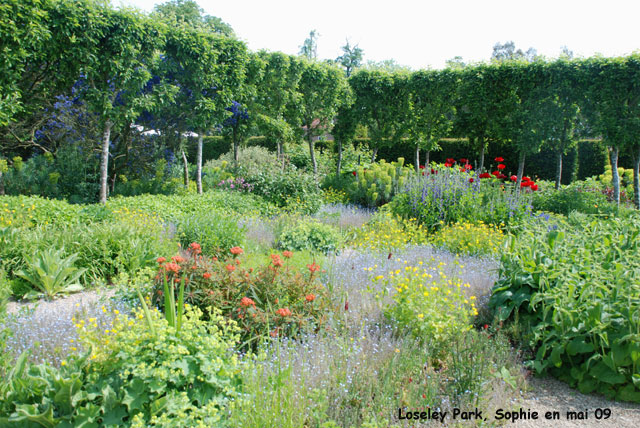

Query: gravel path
left=513, top=376, right=640, bottom=427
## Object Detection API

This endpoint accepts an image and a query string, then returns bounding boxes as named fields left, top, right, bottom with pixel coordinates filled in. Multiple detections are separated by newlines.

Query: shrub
left=430, top=221, right=505, bottom=256
left=278, top=220, right=342, bottom=254
left=176, top=210, right=246, bottom=257
left=152, top=246, right=331, bottom=347
left=244, top=169, right=321, bottom=213
left=351, top=158, right=414, bottom=207
left=372, top=264, right=478, bottom=361
left=0, top=306, right=244, bottom=427
left=489, top=214, right=640, bottom=402
left=531, top=181, right=620, bottom=216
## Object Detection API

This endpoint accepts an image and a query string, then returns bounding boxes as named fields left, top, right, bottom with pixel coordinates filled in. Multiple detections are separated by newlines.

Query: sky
left=118, top=0, right=640, bottom=70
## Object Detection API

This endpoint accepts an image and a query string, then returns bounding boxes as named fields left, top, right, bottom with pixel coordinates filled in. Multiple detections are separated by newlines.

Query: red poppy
left=419, top=165, right=425, bottom=169
left=522, top=176, right=531, bottom=182
left=498, top=174, right=507, bottom=179
left=479, top=172, right=491, bottom=179
left=444, top=163, right=452, bottom=168
left=459, top=167, right=465, bottom=172
left=465, top=164, right=473, bottom=170
left=491, top=171, right=500, bottom=176
left=431, top=168, right=435, bottom=174
left=421, top=171, right=425, bottom=176
left=510, top=175, right=517, bottom=182
left=459, top=158, right=469, bottom=164
left=497, top=164, right=506, bottom=170
left=446, top=158, right=456, bottom=164
left=352, top=171, right=356, bottom=176
left=494, top=157, right=504, bottom=162
left=531, top=184, right=538, bottom=191
left=521, top=181, right=532, bottom=188
left=469, top=178, right=474, bottom=183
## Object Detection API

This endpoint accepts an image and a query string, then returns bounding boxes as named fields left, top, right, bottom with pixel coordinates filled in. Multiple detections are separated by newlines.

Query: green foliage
left=277, top=220, right=342, bottom=254
left=243, top=168, right=321, bottom=213
left=0, top=306, right=244, bottom=427
left=152, top=248, right=331, bottom=347
left=489, top=214, right=640, bottom=402
left=176, top=210, right=246, bottom=257
left=15, top=248, right=85, bottom=300
left=531, top=181, right=620, bottom=215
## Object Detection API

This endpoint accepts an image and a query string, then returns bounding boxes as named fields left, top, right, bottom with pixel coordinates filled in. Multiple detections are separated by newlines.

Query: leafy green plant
left=489, top=214, right=640, bottom=402
left=277, top=219, right=342, bottom=254
left=15, top=248, right=85, bottom=300
left=176, top=210, right=246, bottom=257
left=0, top=306, right=244, bottom=427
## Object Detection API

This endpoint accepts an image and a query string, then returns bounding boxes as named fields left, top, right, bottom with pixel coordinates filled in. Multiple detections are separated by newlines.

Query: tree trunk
left=181, top=149, right=189, bottom=188
left=336, top=139, right=343, bottom=176
left=233, top=128, right=239, bottom=168
left=307, top=134, right=317, bottom=175
left=414, top=144, right=420, bottom=172
left=478, top=143, right=485, bottom=172
left=610, top=146, right=620, bottom=205
left=424, top=151, right=430, bottom=168
left=633, top=146, right=640, bottom=209
left=196, top=133, right=203, bottom=194
left=515, top=151, right=526, bottom=194
left=555, top=150, right=563, bottom=190
left=99, top=120, right=112, bottom=204
left=0, top=170, right=4, bottom=195
left=370, top=147, right=378, bottom=163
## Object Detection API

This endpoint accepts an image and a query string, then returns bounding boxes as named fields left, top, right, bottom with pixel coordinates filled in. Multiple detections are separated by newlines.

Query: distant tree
left=336, top=39, right=363, bottom=77
left=363, top=59, right=411, bottom=73
left=152, top=0, right=234, bottom=36
left=445, top=56, right=466, bottom=69
left=350, top=69, right=409, bottom=163
left=491, top=41, right=538, bottom=62
left=82, top=7, right=165, bottom=204
left=296, top=60, right=348, bottom=174
left=559, top=46, right=574, bottom=59
left=407, top=69, right=457, bottom=170
left=299, top=30, right=319, bottom=60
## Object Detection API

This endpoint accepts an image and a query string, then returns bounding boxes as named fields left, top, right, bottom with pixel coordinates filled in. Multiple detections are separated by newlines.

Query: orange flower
left=156, top=257, right=166, bottom=264
left=164, top=262, right=181, bottom=273
left=307, top=262, right=320, bottom=273
left=305, top=294, right=316, bottom=302
left=271, top=254, right=283, bottom=267
left=171, top=255, right=186, bottom=264
left=276, top=307, right=292, bottom=317
left=240, top=297, right=255, bottom=307
left=282, top=250, right=293, bottom=258
left=189, top=242, right=201, bottom=254
left=203, top=272, right=211, bottom=279
left=225, top=264, right=236, bottom=272
left=230, top=246, right=244, bottom=255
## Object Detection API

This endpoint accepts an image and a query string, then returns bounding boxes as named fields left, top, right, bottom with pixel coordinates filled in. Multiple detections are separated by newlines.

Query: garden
left=1, top=0, right=640, bottom=427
